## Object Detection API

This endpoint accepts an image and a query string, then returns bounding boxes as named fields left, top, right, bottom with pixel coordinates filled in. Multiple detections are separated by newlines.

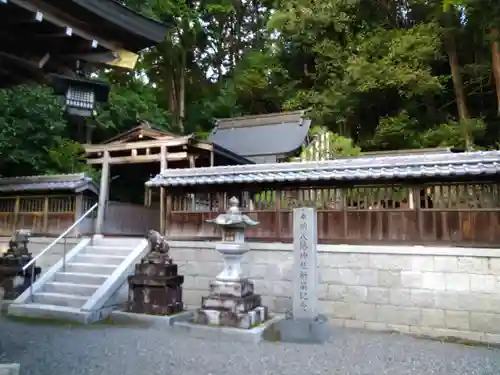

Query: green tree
left=0, top=85, right=68, bottom=175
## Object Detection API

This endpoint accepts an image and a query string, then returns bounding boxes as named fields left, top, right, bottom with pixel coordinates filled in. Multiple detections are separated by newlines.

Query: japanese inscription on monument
left=292, top=207, right=318, bottom=319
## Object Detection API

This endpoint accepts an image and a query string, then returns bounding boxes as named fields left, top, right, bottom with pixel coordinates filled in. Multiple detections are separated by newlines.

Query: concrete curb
left=173, top=315, right=284, bottom=343
left=108, top=310, right=194, bottom=327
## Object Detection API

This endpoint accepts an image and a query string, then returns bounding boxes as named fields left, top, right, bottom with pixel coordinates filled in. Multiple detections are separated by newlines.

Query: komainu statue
left=143, top=230, right=172, bottom=264
left=127, top=230, right=183, bottom=315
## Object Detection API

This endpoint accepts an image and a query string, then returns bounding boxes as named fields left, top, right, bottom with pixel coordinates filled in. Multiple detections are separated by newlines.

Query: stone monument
left=194, top=197, right=269, bottom=329
left=0, top=230, right=41, bottom=300
left=127, top=230, right=184, bottom=315
left=263, top=207, right=329, bottom=343
left=293, top=207, right=318, bottom=319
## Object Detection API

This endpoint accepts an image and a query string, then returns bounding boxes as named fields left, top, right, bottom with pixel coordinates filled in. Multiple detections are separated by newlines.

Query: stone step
left=52, top=272, right=109, bottom=285
left=64, top=263, right=117, bottom=275
left=32, top=292, right=88, bottom=308
left=83, top=245, right=136, bottom=256
left=72, top=254, right=128, bottom=266
left=8, top=303, right=96, bottom=324
left=43, top=282, right=100, bottom=297
left=93, top=237, right=145, bottom=247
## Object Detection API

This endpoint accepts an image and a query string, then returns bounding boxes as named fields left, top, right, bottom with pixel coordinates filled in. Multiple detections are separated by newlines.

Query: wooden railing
left=165, top=182, right=500, bottom=247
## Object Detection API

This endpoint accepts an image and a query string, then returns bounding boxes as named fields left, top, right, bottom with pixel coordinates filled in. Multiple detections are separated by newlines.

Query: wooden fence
left=0, top=195, right=77, bottom=236
left=0, top=195, right=160, bottom=237
left=165, top=182, right=500, bottom=247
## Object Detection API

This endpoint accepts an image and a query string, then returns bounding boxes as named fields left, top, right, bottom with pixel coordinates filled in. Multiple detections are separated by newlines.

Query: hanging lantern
left=51, top=74, right=110, bottom=118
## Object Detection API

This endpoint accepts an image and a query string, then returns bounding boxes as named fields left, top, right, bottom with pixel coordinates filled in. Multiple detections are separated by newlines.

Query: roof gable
left=101, top=122, right=177, bottom=144
left=208, top=110, right=311, bottom=161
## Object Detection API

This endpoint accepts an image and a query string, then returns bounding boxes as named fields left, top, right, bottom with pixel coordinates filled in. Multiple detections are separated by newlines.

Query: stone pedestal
left=127, top=231, right=184, bottom=315
left=0, top=265, right=40, bottom=300
left=127, top=262, right=184, bottom=315
left=194, top=241, right=268, bottom=329
left=0, top=230, right=41, bottom=300
left=195, top=278, right=268, bottom=329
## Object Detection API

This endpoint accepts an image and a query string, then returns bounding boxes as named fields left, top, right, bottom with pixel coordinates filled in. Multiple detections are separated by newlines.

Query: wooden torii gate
left=84, top=123, right=251, bottom=235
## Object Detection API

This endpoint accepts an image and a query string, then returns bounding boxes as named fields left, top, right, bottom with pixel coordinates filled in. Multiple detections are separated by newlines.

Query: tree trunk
left=444, top=32, right=472, bottom=149
left=490, top=28, right=500, bottom=117
left=168, top=74, right=178, bottom=128
left=178, top=51, right=186, bottom=133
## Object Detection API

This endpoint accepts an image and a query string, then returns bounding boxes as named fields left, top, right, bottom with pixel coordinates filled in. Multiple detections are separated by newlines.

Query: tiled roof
left=0, top=173, right=98, bottom=194
left=146, top=151, right=500, bottom=187
left=208, top=110, right=311, bottom=162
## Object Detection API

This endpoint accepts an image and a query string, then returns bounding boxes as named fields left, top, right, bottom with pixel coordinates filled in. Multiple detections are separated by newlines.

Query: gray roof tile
left=146, top=151, right=500, bottom=187
left=208, top=111, right=311, bottom=159
left=0, top=173, right=98, bottom=194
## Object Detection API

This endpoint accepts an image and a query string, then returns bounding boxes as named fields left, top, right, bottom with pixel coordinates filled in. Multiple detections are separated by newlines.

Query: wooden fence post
left=412, top=186, right=423, bottom=241
left=12, top=196, right=20, bottom=232
left=42, top=196, right=49, bottom=233
left=275, top=190, right=281, bottom=240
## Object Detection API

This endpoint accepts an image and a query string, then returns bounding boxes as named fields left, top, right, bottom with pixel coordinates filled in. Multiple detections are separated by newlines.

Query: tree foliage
left=1, top=0, right=500, bottom=176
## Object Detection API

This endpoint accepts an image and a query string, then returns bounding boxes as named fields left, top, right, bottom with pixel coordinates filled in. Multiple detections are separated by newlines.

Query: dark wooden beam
left=0, top=51, right=50, bottom=69
left=7, top=0, right=121, bottom=52
left=0, top=9, right=43, bottom=26
left=0, top=61, right=42, bottom=87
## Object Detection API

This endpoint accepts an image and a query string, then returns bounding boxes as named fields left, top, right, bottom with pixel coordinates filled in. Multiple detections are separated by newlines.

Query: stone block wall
left=169, top=241, right=500, bottom=344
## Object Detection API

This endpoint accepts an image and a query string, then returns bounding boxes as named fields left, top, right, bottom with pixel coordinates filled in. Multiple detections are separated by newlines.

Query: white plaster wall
left=0, top=236, right=82, bottom=274
left=170, top=241, right=500, bottom=344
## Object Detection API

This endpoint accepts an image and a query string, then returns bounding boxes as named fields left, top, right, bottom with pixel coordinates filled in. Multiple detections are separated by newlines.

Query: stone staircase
left=8, top=236, right=149, bottom=324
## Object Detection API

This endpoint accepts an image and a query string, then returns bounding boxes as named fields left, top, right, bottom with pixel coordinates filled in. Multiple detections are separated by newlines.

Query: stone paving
left=0, top=317, right=499, bottom=375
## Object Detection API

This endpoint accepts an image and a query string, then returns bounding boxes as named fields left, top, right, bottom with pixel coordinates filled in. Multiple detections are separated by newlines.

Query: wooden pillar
left=42, top=196, right=49, bottom=233
left=164, top=194, right=172, bottom=236
left=12, top=196, right=20, bottom=232
left=189, top=155, right=196, bottom=211
left=413, top=186, right=423, bottom=241
left=208, top=150, right=214, bottom=209
left=95, top=150, right=110, bottom=235
left=160, top=145, right=167, bottom=234
left=73, top=194, right=83, bottom=237
left=144, top=187, right=149, bottom=207
left=341, top=188, right=348, bottom=239
left=275, top=190, right=281, bottom=240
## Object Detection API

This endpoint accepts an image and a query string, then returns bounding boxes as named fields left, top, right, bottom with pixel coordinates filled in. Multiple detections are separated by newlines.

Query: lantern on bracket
left=51, top=74, right=110, bottom=118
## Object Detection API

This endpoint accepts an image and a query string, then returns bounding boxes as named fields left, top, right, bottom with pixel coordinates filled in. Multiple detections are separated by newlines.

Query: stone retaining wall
left=169, top=241, right=500, bottom=344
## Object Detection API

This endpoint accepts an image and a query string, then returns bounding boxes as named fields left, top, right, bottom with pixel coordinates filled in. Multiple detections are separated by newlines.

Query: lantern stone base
left=194, top=279, right=269, bottom=329
left=195, top=306, right=268, bottom=329
left=209, top=279, right=254, bottom=297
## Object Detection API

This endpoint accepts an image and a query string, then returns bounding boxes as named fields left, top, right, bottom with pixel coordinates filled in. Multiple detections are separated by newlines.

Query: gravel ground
left=1, top=317, right=500, bottom=375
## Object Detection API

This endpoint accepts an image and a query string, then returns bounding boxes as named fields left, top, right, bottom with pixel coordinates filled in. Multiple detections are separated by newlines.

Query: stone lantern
left=194, top=197, right=269, bottom=329
left=207, top=196, right=258, bottom=282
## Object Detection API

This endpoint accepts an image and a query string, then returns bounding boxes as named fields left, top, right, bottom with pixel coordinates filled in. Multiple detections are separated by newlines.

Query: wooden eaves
left=84, top=136, right=252, bottom=166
